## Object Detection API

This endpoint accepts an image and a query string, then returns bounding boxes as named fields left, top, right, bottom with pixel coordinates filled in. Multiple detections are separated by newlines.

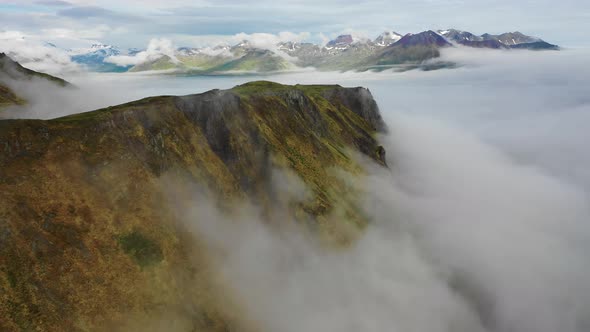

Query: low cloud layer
left=171, top=110, right=590, bottom=331
left=106, top=38, right=179, bottom=66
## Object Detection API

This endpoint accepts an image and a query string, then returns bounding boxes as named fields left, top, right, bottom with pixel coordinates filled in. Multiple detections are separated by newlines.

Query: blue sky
left=0, top=0, right=588, bottom=48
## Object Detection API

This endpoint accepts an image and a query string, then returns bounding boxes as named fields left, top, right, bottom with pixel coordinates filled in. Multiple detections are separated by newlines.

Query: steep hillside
left=205, top=49, right=292, bottom=73
left=0, top=54, right=71, bottom=110
left=0, top=53, right=70, bottom=87
left=0, top=81, right=387, bottom=331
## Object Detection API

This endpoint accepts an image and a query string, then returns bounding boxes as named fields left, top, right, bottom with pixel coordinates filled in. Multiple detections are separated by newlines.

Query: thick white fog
left=175, top=118, right=590, bottom=331
left=4, top=48, right=590, bottom=331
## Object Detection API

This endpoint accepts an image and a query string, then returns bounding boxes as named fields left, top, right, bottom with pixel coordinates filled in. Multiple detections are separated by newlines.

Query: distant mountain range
left=437, top=29, right=559, bottom=50
left=69, top=44, right=133, bottom=72
left=13, top=29, right=561, bottom=75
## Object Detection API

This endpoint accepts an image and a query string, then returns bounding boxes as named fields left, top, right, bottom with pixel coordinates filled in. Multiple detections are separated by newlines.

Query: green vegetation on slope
left=204, top=50, right=292, bottom=73
left=118, top=231, right=164, bottom=268
left=0, top=83, right=26, bottom=108
left=129, top=55, right=184, bottom=72
left=177, top=54, right=231, bottom=70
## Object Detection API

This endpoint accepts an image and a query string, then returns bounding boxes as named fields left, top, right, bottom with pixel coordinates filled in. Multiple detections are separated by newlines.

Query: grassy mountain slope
left=176, top=53, right=232, bottom=71
left=0, top=81, right=386, bottom=331
left=201, top=50, right=292, bottom=73
left=129, top=55, right=184, bottom=72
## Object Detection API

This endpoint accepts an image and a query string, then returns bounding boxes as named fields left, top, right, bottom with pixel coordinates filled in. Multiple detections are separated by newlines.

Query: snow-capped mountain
left=438, top=29, right=557, bottom=50
left=325, top=35, right=354, bottom=49
left=482, top=32, right=540, bottom=45
left=1, top=27, right=559, bottom=74
left=438, top=29, right=483, bottom=42
left=163, top=29, right=556, bottom=73
left=396, top=30, right=451, bottom=47
left=68, top=44, right=120, bottom=57
left=70, top=44, right=134, bottom=72
left=374, top=31, right=403, bottom=46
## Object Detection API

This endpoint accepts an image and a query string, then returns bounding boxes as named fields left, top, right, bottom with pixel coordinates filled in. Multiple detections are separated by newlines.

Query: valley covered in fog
left=3, top=47, right=590, bottom=331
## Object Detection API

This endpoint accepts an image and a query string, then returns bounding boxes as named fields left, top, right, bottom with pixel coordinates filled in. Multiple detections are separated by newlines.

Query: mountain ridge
left=0, top=53, right=71, bottom=110
left=35, top=28, right=558, bottom=74
left=0, top=80, right=387, bottom=331
left=0, top=53, right=70, bottom=87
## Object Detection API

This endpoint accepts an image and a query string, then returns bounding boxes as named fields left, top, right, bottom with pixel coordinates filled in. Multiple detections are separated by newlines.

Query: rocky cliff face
left=0, top=81, right=387, bottom=331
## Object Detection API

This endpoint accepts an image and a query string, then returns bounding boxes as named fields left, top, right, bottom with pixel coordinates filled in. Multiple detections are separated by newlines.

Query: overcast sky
left=0, top=0, right=588, bottom=48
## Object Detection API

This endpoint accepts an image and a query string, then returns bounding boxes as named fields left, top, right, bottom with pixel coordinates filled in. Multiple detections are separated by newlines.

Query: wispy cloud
left=0, top=30, right=80, bottom=74
left=56, top=5, right=145, bottom=22
left=35, top=0, right=72, bottom=6
left=106, top=38, right=179, bottom=66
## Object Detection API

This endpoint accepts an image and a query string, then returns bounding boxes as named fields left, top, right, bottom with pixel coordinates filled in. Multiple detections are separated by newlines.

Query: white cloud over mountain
left=105, top=38, right=179, bottom=66
left=0, top=30, right=80, bottom=74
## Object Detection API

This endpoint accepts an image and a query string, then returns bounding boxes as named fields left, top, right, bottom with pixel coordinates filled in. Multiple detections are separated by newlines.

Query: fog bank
left=3, top=48, right=590, bottom=331
left=172, top=109, right=590, bottom=332
left=172, top=49, right=590, bottom=332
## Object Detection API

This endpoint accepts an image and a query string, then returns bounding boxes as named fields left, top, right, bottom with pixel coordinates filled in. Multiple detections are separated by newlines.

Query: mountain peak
left=395, top=30, right=452, bottom=48
left=438, top=29, right=483, bottom=43
left=326, top=35, right=354, bottom=48
left=375, top=31, right=403, bottom=46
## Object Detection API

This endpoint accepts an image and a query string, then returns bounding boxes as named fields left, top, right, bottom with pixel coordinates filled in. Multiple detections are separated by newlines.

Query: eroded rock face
left=0, top=81, right=387, bottom=331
